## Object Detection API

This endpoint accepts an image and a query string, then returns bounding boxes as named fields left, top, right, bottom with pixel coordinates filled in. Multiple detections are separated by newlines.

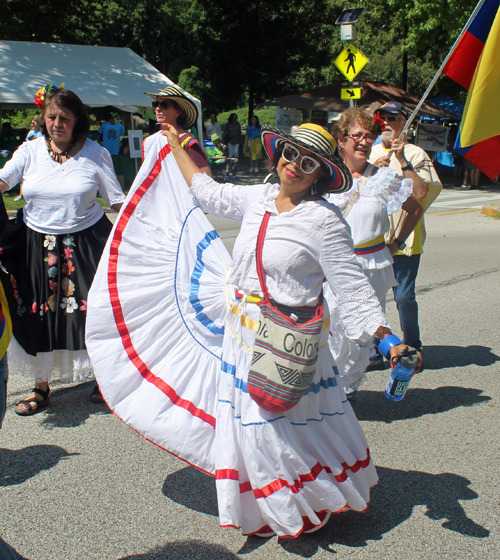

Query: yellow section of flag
left=460, top=6, right=500, bottom=146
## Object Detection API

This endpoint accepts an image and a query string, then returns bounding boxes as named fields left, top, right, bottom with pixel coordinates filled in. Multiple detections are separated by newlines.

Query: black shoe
left=365, top=355, right=386, bottom=372
left=90, top=384, right=104, bottom=404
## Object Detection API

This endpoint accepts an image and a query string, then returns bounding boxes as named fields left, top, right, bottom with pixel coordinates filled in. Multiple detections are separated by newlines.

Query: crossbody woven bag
left=247, top=211, right=324, bottom=413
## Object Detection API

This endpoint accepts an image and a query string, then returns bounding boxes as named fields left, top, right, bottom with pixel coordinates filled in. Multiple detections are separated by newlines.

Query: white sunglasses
left=281, top=143, right=321, bottom=174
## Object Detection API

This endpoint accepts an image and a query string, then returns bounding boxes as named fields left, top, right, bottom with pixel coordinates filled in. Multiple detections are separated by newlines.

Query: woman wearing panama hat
left=156, top=121, right=415, bottom=536
left=143, top=84, right=212, bottom=176
left=91, top=121, right=413, bottom=537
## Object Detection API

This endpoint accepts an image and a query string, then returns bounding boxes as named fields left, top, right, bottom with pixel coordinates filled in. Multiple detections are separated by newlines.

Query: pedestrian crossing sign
left=334, top=43, right=369, bottom=81
left=341, top=87, right=362, bottom=100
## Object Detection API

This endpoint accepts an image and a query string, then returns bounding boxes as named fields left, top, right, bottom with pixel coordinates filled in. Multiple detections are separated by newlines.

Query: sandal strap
left=32, top=387, right=50, bottom=399
left=16, top=399, right=35, bottom=411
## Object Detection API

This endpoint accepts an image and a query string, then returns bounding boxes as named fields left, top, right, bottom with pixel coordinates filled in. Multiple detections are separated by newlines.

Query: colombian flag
left=444, top=0, right=500, bottom=179
left=443, top=0, right=500, bottom=88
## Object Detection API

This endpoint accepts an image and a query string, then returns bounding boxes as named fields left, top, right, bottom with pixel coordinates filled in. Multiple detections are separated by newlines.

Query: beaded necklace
left=46, top=138, right=75, bottom=164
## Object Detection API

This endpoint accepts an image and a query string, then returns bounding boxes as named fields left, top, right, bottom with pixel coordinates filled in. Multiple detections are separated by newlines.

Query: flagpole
left=399, top=0, right=487, bottom=137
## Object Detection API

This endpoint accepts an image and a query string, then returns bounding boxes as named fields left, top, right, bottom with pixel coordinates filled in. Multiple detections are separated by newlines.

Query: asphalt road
left=427, top=185, right=500, bottom=214
left=1, top=207, right=498, bottom=560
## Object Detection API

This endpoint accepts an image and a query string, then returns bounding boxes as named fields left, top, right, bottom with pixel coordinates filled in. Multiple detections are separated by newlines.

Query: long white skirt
left=217, top=288, right=377, bottom=536
left=86, top=133, right=378, bottom=537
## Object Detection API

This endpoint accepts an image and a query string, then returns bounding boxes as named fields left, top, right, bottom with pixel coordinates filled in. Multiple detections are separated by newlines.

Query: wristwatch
left=401, top=163, right=413, bottom=172
left=394, top=238, right=407, bottom=250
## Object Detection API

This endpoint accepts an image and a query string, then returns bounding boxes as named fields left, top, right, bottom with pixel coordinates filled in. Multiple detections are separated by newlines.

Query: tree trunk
left=248, top=84, right=254, bottom=125
left=402, top=24, right=408, bottom=91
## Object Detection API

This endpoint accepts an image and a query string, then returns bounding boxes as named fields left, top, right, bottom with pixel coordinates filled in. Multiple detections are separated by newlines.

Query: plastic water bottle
left=378, top=335, right=419, bottom=402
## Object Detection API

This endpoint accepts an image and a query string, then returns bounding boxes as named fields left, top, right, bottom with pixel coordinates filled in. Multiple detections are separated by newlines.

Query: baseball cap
left=374, top=102, right=409, bottom=119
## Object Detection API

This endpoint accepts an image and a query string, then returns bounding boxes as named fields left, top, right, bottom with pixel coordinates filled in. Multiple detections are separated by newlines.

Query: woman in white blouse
left=327, top=108, right=423, bottom=394
left=146, top=122, right=416, bottom=537
left=0, top=87, right=125, bottom=415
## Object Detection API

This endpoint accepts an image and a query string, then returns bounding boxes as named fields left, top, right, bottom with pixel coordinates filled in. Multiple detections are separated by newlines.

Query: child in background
left=204, top=133, right=238, bottom=180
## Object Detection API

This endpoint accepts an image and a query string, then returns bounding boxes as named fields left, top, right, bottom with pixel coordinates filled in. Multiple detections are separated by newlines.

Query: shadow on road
left=162, top=466, right=218, bottom=516
left=0, top=537, right=29, bottom=560
left=243, top=467, right=489, bottom=557
left=117, top=540, right=240, bottom=559
left=38, top=381, right=111, bottom=429
left=0, top=445, right=78, bottom=486
left=351, top=386, right=491, bottom=423
left=163, top=465, right=489, bottom=558
left=423, top=345, right=500, bottom=369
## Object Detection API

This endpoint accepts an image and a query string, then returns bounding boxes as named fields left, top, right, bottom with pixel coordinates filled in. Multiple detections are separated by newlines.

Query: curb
left=7, top=207, right=114, bottom=219
left=481, top=203, right=500, bottom=217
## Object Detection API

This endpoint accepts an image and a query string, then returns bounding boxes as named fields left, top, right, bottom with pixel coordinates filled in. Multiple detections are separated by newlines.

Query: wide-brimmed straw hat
left=261, top=123, right=352, bottom=193
left=144, top=85, right=198, bottom=129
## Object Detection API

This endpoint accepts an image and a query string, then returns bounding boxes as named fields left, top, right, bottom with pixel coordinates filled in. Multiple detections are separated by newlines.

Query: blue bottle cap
left=378, top=334, right=403, bottom=359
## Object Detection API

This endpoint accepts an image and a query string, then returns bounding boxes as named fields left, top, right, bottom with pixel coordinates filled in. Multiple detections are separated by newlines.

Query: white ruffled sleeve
left=325, top=185, right=355, bottom=211
left=319, top=209, right=389, bottom=342
left=191, top=173, right=268, bottom=223
left=363, top=167, right=413, bottom=215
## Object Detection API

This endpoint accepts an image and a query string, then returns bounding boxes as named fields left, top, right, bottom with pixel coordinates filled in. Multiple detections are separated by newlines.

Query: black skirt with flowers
left=0, top=211, right=112, bottom=357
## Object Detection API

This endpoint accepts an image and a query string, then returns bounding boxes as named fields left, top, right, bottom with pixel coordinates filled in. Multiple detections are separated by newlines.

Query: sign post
left=334, top=9, right=367, bottom=107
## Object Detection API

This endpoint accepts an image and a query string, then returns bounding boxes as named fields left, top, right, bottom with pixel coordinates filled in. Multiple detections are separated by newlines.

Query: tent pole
left=130, top=112, right=138, bottom=177
left=400, top=0, right=486, bottom=138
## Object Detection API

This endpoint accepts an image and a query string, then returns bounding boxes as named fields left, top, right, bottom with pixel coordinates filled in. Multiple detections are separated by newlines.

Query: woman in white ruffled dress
left=326, top=108, right=423, bottom=395
left=87, top=122, right=421, bottom=538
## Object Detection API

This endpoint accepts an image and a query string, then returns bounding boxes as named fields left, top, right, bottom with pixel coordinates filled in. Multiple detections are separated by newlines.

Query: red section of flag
left=464, top=136, right=500, bottom=179
left=443, top=31, right=485, bottom=89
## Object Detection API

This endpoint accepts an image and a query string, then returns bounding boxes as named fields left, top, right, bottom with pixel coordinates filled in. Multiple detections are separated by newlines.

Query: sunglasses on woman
left=281, top=143, right=321, bottom=174
left=152, top=100, right=172, bottom=110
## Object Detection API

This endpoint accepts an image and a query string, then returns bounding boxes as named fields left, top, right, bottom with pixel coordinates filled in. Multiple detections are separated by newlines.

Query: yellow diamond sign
left=334, top=43, right=369, bottom=81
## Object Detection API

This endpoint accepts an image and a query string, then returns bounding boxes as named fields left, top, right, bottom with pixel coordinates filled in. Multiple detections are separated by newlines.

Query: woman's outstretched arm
left=162, top=124, right=208, bottom=187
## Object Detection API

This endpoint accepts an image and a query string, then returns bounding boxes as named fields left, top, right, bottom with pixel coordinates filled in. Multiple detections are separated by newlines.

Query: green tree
left=195, top=0, right=338, bottom=120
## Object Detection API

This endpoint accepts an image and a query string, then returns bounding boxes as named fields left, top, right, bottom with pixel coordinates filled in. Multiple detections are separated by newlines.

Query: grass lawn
left=3, top=188, right=109, bottom=212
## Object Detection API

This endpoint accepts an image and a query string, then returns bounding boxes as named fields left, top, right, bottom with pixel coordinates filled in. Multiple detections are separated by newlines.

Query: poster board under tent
left=416, top=123, right=449, bottom=153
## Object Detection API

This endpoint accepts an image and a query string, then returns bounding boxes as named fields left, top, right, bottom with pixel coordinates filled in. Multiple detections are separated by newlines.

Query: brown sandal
left=90, top=384, right=104, bottom=404
left=15, top=386, right=51, bottom=416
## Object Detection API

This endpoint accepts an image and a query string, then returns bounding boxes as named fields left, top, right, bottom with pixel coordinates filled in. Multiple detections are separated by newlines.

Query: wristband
left=401, top=163, right=413, bottom=172
left=378, top=334, right=403, bottom=359
left=394, top=238, right=407, bottom=250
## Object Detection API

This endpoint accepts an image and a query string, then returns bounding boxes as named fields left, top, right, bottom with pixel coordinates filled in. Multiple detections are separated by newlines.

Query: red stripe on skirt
left=215, top=448, right=371, bottom=495
left=223, top=508, right=359, bottom=538
left=107, top=143, right=216, bottom=428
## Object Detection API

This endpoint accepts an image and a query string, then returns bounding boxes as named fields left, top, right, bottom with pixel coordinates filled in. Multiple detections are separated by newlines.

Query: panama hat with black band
left=144, top=85, right=198, bottom=129
left=261, top=123, right=352, bottom=193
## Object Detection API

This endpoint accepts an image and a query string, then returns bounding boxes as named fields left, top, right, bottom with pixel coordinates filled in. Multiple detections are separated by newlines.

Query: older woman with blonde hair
left=327, top=107, right=423, bottom=395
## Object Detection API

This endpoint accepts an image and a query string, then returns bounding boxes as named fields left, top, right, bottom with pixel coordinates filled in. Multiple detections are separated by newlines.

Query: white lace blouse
left=0, top=137, right=126, bottom=234
left=191, top=173, right=388, bottom=340
left=327, top=167, right=413, bottom=270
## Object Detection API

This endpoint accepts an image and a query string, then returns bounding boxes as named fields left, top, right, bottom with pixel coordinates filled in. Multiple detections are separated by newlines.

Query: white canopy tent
left=0, top=41, right=203, bottom=137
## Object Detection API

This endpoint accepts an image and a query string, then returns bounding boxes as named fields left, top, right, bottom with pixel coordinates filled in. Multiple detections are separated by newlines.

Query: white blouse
left=327, top=167, right=413, bottom=271
left=191, top=174, right=388, bottom=340
left=0, top=137, right=126, bottom=234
